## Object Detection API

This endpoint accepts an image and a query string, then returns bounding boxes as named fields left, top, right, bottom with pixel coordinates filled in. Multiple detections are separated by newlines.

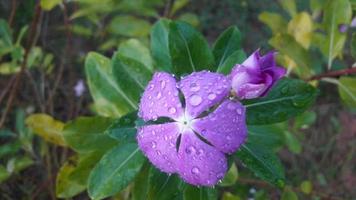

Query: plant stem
left=307, top=67, right=356, bottom=81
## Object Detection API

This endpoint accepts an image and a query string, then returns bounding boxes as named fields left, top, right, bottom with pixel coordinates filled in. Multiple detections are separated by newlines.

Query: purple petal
left=193, top=100, right=247, bottom=154
left=264, top=66, right=286, bottom=81
left=139, top=72, right=184, bottom=121
left=137, top=123, right=180, bottom=173
left=241, top=49, right=261, bottom=71
left=351, top=17, right=356, bottom=28
left=178, top=71, right=230, bottom=118
left=260, top=51, right=277, bottom=70
left=177, top=131, right=227, bottom=186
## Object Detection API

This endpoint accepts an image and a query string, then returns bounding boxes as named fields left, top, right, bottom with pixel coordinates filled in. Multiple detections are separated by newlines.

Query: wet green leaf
left=106, top=111, right=137, bottom=143
left=247, top=124, right=285, bottom=151
left=63, top=116, right=117, bottom=153
left=132, top=162, right=151, bottom=200
left=88, top=143, right=144, bottom=199
left=147, top=168, right=183, bottom=200
left=169, top=21, right=215, bottom=75
left=244, top=78, right=317, bottom=125
left=236, top=143, right=285, bottom=187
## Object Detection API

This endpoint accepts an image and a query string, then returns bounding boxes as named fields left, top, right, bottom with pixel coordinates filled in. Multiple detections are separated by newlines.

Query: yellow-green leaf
left=287, top=12, right=313, bottom=49
left=25, top=114, right=66, bottom=146
left=278, top=0, right=297, bottom=17
left=338, top=76, right=356, bottom=108
left=300, top=180, right=313, bottom=194
left=40, top=0, right=62, bottom=11
left=259, top=12, right=287, bottom=34
left=222, top=192, right=241, bottom=200
left=281, top=187, right=298, bottom=200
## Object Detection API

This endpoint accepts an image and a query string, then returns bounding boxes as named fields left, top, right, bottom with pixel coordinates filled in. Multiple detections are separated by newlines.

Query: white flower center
left=176, top=112, right=195, bottom=133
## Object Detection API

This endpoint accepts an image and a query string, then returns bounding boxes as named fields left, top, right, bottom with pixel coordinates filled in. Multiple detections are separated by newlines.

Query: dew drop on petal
left=227, top=102, right=235, bottom=110
left=160, top=80, right=166, bottom=89
left=156, top=150, right=161, bottom=155
left=168, top=107, right=176, bottom=114
left=185, top=146, right=196, bottom=154
left=207, top=93, right=216, bottom=100
left=156, top=92, right=162, bottom=99
left=191, top=166, right=200, bottom=175
left=190, top=82, right=200, bottom=92
left=236, top=107, right=242, bottom=115
left=216, top=172, right=224, bottom=179
left=151, top=141, right=157, bottom=148
left=189, top=94, right=202, bottom=106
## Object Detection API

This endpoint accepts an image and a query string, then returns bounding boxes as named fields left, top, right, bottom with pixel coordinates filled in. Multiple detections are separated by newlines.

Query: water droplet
left=191, top=167, right=200, bottom=175
left=156, top=150, right=161, bottom=155
left=168, top=107, right=176, bottom=114
left=149, top=84, right=154, bottom=90
left=236, top=107, right=242, bottom=115
left=216, top=172, right=224, bottom=179
left=156, top=92, right=162, bottom=99
left=190, top=82, right=200, bottom=92
left=164, top=135, right=169, bottom=141
left=226, top=135, right=232, bottom=140
left=227, top=102, right=235, bottom=110
left=281, top=85, right=289, bottom=94
left=185, top=146, right=196, bottom=154
left=207, top=93, right=216, bottom=100
left=151, top=130, right=156, bottom=135
left=197, top=149, right=204, bottom=155
left=160, top=80, right=166, bottom=89
left=201, top=129, right=207, bottom=135
left=151, top=141, right=157, bottom=148
left=189, top=94, right=202, bottom=106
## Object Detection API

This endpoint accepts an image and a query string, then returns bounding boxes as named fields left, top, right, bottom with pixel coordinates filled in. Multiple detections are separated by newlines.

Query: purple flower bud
left=74, top=79, right=85, bottom=97
left=229, top=50, right=286, bottom=99
left=351, top=17, right=356, bottom=28
left=338, top=24, right=348, bottom=33
left=137, top=71, right=247, bottom=186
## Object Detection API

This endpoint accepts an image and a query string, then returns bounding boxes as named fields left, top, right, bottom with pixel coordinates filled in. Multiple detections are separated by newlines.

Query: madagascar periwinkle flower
left=137, top=71, right=247, bottom=186
left=229, top=50, right=286, bottom=99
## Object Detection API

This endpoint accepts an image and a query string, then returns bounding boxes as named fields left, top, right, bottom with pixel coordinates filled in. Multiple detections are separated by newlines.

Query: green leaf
left=85, top=52, right=137, bottom=117
left=8, top=155, right=33, bottom=173
left=0, top=165, right=10, bottom=183
left=222, top=192, right=241, bottom=200
left=132, top=162, right=151, bottom=200
left=118, top=39, right=153, bottom=70
left=0, top=141, right=21, bottom=159
left=244, top=78, right=317, bottom=125
left=216, top=50, right=246, bottom=75
left=248, top=124, right=285, bottom=151
left=183, top=185, right=218, bottom=200
left=40, top=0, right=62, bottom=10
left=269, top=34, right=312, bottom=78
left=106, top=111, right=137, bottom=143
left=278, top=0, right=296, bottom=17
left=169, top=21, right=215, bottom=75
left=0, top=19, right=13, bottom=49
left=178, top=13, right=200, bottom=28
left=147, top=168, right=183, bottom=200
left=56, top=156, right=86, bottom=198
left=88, top=143, right=144, bottom=199
left=321, top=0, right=352, bottom=68
left=112, top=52, right=152, bottom=104
left=283, top=131, right=302, bottom=154
left=108, top=15, right=151, bottom=37
left=258, top=12, right=287, bottom=34
left=287, top=12, right=313, bottom=49
left=151, top=19, right=172, bottom=72
left=281, top=187, right=298, bottom=200
left=213, top=26, right=242, bottom=69
left=236, top=143, right=285, bottom=187
left=351, top=33, right=356, bottom=59
left=170, top=0, right=189, bottom=16
left=219, top=163, right=238, bottom=187
left=63, top=116, right=117, bottom=153
left=300, top=180, right=313, bottom=194
left=294, top=111, right=316, bottom=129
left=338, top=76, right=356, bottom=108
left=25, top=114, right=66, bottom=146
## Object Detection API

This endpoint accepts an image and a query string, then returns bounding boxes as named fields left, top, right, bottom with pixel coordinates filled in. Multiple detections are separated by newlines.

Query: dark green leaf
left=213, top=26, right=242, bottom=69
left=106, top=111, right=137, bottom=143
left=0, top=141, right=21, bottom=159
left=132, top=162, right=151, bottom=200
left=183, top=185, right=218, bottom=200
left=236, top=143, right=285, bottom=187
left=0, top=19, right=12, bottom=49
left=216, top=50, right=246, bottom=75
left=169, top=21, right=215, bottom=75
left=0, top=165, right=10, bottom=183
left=248, top=124, right=285, bottom=151
left=85, top=52, right=137, bottom=117
left=244, top=78, right=317, bottom=125
left=112, top=52, right=152, bottom=104
left=63, top=116, right=117, bottom=153
left=151, top=19, right=172, bottom=72
left=88, top=143, right=144, bottom=199
left=283, top=131, right=302, bottom=154
left=147, top=167, right=183, bottom=200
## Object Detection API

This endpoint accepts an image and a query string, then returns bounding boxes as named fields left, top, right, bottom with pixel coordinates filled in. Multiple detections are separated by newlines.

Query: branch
left=307, top=67, right=356, bottom=81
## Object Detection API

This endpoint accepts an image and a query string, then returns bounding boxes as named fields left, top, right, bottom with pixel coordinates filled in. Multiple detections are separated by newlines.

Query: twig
left=0, top=3, right=42, bottom=128
left=0, top=75, right=16, bottom=105
left=163, top=0, right=175, bottom=18
left=46, top=2, right=72, bottom=115
left=8, top=0, right=17, bottom=27
left=307, top=67, right=356, bottom=81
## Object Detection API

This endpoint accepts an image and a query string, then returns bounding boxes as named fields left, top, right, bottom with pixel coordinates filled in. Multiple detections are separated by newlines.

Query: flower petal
left=259, top=51, right=277, bottom=70
left=179, top=71, right=230, bottom=118
left=139, top=72, right=184, bottom=121
left=177, top=131, right=227, bottom=186
left=137, top=123, right=180, bottom=173
left=193, top=100, right=247, bottom=154
left=241, top=50, right=261, bottom=71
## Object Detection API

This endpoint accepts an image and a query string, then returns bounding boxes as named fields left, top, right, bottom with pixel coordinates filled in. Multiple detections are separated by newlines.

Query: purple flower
left=338, top=24, right=348, bottom=33
left=229, top=50, right=286, bottom=99
left=351, top=17, right=356, bottom=28
left=137, top=71, right=247, bottom=186
left=74, top=79, right=86, bottom=97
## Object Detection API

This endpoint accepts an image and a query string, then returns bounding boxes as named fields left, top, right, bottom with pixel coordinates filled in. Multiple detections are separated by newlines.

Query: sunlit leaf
left=287, top=12, right=313, bottom=49
left=278, top=0, right=296, bottom=17
left=25, top=114, right=66, bottom=146
left=258, top=12, right=287, bottom=34
left=108, top=15, right=151, bottom=37
left=40, top=0, right=62, bottom=11
left=219, top=164, right=238, bottom=187
left=118, top=39, right=154, bottom=70
left=178, top=13, right=200, bottom=27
